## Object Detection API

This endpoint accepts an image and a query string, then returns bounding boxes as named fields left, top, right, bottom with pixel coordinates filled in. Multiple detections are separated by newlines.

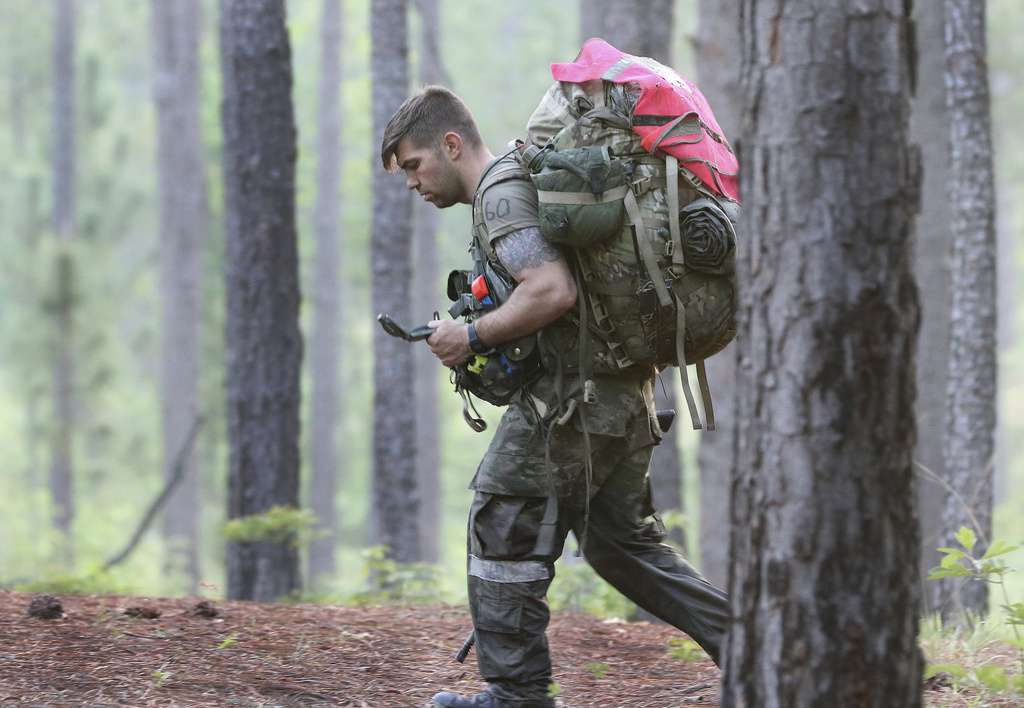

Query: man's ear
left=443, top=132, right=463, bottom=159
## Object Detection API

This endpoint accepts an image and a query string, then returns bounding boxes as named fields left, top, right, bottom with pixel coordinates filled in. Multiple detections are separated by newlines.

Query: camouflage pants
left=465, top=374, right=730, bottom=703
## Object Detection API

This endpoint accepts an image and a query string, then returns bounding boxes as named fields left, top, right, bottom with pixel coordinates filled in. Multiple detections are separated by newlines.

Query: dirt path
left=0, top=591, right=721, bottom=707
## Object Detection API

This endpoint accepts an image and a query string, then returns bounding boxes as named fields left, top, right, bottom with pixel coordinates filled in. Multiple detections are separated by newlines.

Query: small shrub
left=348, top=545, right=444, bottom=605
left=924, top=527, right=1024, bottom=700
left=222, top=506, right=326, bottom=548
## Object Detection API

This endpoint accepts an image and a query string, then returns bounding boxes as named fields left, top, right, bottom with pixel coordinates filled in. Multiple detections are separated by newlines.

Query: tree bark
left=151, top=0, right=208, bottom=591
left=910, top=0, right=955, bottom=615
left=307, top=0, right=344, bottom=590
left=412, top=0, right=448, bottom=565
left=370, top=0, right=420, bottom=564
left=695, top=0, right=742, bottom=591
left=935, top=0, right=998, bottom=624
left=220, top=0, right=303, bottom=602
left=50, top=0, right=77, bottom=571
left=723, top=3, right=923, bottom=706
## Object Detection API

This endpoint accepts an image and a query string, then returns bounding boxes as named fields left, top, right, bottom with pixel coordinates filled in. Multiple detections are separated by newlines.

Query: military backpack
left=514, top=38, right=741, bottom=429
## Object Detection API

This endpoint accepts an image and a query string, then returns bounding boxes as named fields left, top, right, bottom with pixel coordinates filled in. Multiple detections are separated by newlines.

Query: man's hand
left=426, top=319, right=473, bottom=367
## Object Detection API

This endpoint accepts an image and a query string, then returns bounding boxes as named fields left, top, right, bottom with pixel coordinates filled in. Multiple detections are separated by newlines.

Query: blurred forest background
left=0, top=0, right=1021, bottom=613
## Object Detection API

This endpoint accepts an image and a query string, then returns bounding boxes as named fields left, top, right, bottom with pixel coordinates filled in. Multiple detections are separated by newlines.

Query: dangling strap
left=675, top=297, right=702, bottom=430
left=533, top=444, right=560, bottom=558
left=458, top=386, right=487, bottom=432
left=532, top=400, right=560, bottom=559
left=577, top=402, right=594, bottom=556
left=667, top=153, right=701, bottom=429
left=696, top=359, right=715, bottom=431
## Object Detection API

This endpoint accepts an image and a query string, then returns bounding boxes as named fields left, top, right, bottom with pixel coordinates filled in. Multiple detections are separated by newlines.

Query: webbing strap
left=623, top=193, right=672, bottom=309
left=675, top=297, right=702, bottom=429
left=533, top=407, right=561, bottom=559
left=458, top=386, right=487, bottom=432
left=536, top=184, right=630, bottom=205
left=696, top=360, right=715, bottom=431
left=666, top=155, right=685, bottom=268
left=578, top=400, right=594, bottom=556
left=542, top=90, right=576, bottom=131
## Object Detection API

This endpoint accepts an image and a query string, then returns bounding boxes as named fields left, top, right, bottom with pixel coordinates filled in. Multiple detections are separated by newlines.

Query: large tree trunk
left=370, top=0, right=420, bottom=564
left=412, top=0, right=449, bottom=565
left=152, top=0, right=208, bottom=591
left=220, top=0, right=303, bottom=602
left=307, top=0, right=344, bottom=590
left=722, top=3, right=923, bottom=705
left=50, top=0, right=77, bottom=571
left=694, top=0, right=742, bottom=591
left=911, top=0, right=955, bottom=615
left=934, top=0, right=998, bottom=624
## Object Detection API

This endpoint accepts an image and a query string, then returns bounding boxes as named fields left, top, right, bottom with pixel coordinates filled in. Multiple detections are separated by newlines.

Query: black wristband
left=467, top=322, right=489, bottom=353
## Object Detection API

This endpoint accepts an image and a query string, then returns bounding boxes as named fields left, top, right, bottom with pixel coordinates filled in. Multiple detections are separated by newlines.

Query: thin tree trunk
left=412, top=0, right=448, bottom=565
left=935, top=0, right=998, bottom=624
left=911, top=0, right=955, bottom=615
left=152, top=0, right=208, bottom=591
left=308, top=0, right=344, bottom=590
left=580, top=0, right=674, bottom=59
left=695, top=0, right=742, bottom=591
left=370, top=0, right=420, bottom=564
left=220, top=0, right=303, bottom=602
left=50, top=0, right=77, bottom=571
left=723, top=2, right=922, bottom=705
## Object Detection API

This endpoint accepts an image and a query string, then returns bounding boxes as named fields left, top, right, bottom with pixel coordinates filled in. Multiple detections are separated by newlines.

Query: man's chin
left=428, top=195, right=457, bottom=209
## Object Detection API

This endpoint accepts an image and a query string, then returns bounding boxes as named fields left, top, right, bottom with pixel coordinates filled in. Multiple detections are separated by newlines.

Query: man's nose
left=406, top=174, right=419, bottom=191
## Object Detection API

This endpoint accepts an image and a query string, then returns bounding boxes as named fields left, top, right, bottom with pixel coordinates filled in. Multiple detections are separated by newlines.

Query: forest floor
left=0, top=590, right=1013, bottom=707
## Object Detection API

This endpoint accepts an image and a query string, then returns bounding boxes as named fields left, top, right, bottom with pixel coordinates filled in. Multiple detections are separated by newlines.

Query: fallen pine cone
left=123, top=606, right=161, bottom=619
left=185, top=600, right=219, bottom=618
left=27, top=594, right=64, bottom=620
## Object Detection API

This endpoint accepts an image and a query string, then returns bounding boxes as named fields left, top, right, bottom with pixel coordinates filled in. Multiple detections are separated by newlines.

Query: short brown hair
left=380, top=85, right=484, bottom=172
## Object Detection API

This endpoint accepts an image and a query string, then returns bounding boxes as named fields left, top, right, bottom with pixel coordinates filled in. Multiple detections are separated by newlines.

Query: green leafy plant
left=222, top=506, right=327, bottom=548
left=151, top=669, right=172, bottom=686
left=13, top=571, right=135, bottom=596
left=547, top=562, right=636, bottom=619
left=585, top=661, right=611, bottom=679
left=667, top=637, right=707, bottom=664
left=216, top=632, right=239, bottom=650
left=348, top=545, right=444, bottom=605
left=924, top=527, right=1024, bottom=698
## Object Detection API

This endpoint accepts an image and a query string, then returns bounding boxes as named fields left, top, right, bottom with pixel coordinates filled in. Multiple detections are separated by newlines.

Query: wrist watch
left=467, top=322, right=489, bottom=353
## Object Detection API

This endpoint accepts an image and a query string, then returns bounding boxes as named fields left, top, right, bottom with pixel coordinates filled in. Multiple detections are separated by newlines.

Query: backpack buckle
left=631, top=176, right=654, bottom=197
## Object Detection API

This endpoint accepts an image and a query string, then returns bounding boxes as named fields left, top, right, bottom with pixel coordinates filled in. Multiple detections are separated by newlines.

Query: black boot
left=430, top=688, right=554, bottom=708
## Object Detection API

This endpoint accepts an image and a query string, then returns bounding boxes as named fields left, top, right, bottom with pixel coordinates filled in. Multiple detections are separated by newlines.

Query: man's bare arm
left=426, top=226, right=576, bottom=366
left=492, top=226, right=561, bottom=276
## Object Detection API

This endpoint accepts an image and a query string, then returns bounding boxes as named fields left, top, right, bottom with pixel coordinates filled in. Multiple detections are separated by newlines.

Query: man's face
left=395, top=137, right=464, bottom=209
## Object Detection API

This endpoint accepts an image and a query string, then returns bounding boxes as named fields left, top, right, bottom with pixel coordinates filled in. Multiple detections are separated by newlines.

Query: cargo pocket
left=474, top=583, right=524, bottom=634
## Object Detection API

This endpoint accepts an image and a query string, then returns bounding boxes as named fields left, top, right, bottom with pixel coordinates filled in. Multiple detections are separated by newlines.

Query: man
left=381, top=85, right=729, bottom=708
